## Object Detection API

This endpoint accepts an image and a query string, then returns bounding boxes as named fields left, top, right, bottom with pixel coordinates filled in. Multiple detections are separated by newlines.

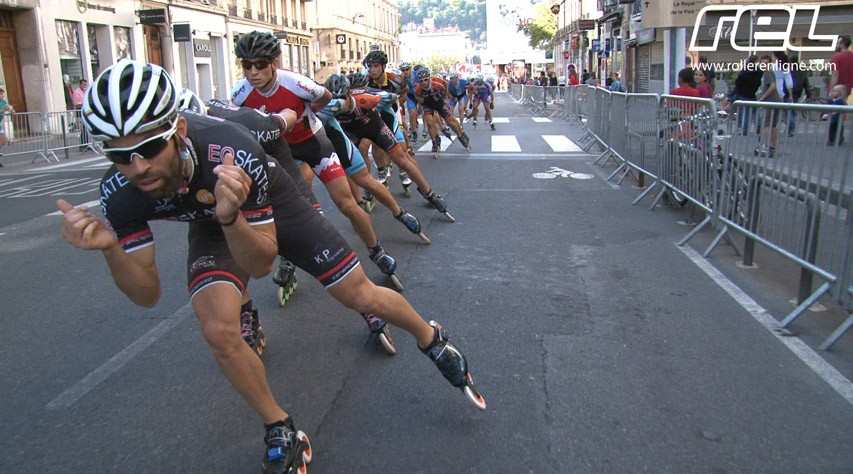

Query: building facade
left=311, top=0, right=399, bottom=81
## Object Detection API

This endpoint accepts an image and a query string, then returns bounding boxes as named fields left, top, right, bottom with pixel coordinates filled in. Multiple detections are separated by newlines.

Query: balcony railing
left=301, top=21, right=307, bottom=30
left=243, top=8, right=253, bottom=20
left=258, top=12, right=267, bottom=22
left=271, top=15, right=278, bottom=24
left=228, top=4, right=237, bottom=15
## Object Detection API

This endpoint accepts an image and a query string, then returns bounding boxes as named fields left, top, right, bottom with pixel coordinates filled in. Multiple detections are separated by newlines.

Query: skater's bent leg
left=327, top=266, right=433, bottom=347
left=324, top=176, right=379, bottom=248
left=347, top=175, right=364, bottom=203
left=389, top=145, right=432, bottom=192
left=371, top=145, right=392, bottom=170
left=299, top=162, right=315, bottom=195
left=445, top=115, right=464, bottom=136
left=352, top=168, right=402, bottom=215
left=193, top=284, right=287, bottom=424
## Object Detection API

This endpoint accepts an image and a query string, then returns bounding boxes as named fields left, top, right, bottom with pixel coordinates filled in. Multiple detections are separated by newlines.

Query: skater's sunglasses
left=102, top=125, right=177, bottom=165
left=241, top=59, right=272, bottom=71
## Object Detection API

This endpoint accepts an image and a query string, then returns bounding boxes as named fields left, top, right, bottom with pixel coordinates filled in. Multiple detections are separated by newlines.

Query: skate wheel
left=277, top=286, right=288, bottom=307
left=378, top=328, right=398, bottom=356
left=256, top=330, right=266, bottom=358
left=463, top=385, right=487, bottom=411
left=418, top=232, right=432, bottom=245
left=297, top=431, right=313, bottom=464
left=389, top=274, right=404, bottom=292
left=443, top=211, right=456, bottom=223
left=403, top=187, right=411, bottom=197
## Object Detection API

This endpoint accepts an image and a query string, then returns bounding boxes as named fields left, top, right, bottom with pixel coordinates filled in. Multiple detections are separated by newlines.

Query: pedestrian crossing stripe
left=417, top=135, right=455, bottom=152
left=491, top=117, right=509, bottom=123
left=541, top=135, right=583, bottom=152
left=491, top=135, right=521, bottom=152
left=532, top=117, right=552, bottom=123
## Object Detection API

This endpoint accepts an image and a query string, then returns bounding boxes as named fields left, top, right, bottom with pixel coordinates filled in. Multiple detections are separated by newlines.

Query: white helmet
left=82, top=59, right=179, bottom=141
left=177, top=88, right=208, bottom=115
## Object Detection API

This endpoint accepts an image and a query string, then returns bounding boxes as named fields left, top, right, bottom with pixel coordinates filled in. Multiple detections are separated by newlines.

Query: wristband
left=220, top=213, right=239, bottom=227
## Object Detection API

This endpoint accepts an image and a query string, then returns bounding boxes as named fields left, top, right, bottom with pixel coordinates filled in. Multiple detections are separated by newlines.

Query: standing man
left=72, top=79, right=90, bottom=149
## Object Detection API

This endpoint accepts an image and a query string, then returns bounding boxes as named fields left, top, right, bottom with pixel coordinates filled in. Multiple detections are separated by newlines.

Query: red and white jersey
left=231, top=69, right=327, bottom=144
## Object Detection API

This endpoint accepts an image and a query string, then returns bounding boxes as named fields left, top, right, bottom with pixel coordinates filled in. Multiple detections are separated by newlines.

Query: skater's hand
left=213, top=150, right=251, bottom=225
left=274, top=109, right=297, bottom=133
left=56, top=199, right=118, bottom=251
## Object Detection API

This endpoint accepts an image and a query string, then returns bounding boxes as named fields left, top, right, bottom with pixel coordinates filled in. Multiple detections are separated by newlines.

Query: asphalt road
left=1, top=94, right=851, bottom=473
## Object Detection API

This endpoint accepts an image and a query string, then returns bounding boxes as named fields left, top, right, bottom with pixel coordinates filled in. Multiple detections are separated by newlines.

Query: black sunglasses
left=242, top=59, right=271, bottom=71
left=102, top=127, right=176, bottom=165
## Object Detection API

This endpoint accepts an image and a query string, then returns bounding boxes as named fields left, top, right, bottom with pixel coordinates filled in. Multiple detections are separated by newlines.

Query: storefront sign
left=642, top=0, right=701, bottom=29
left=578, top=19, right=595, bottom=31
left=173, top=23, right=192, bottom=42
left=138, top=8, right=167, bottom=25
left=0, top=0, right=37, bottom=8
left=591, top=39, right=600, bottom=52
left=273, top=31, right=311, bottom=47
left=76, top=1, right=116, bottom=14
left=194, top=39, right=212, bottom=58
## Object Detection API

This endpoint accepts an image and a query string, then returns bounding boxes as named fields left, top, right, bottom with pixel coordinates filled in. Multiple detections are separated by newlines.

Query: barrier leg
left=632, top=181, right=657, bottom=205
left=780, top=281, right=833, bottom=328
left=649, top=185, right=667, bottom=211
left=677, top=215, right=712, bottom=247
left=607, top=163, right=627, bottom=181
left=819, top=313, right=853, bottom=350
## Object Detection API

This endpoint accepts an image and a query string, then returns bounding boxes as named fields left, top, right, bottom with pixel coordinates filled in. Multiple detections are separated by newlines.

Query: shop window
left=114, top=26, right=132, bottom=61
left=86, top=25, right=100, bottom=77
left=56, top=20, right=83, bottom=108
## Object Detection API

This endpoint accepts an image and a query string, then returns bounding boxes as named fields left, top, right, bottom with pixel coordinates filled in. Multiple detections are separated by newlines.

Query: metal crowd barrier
left=0, top=109, right=97, bottom=164
left=510, top=83, right=523, bottom=102
left=514, top=86, right=853, bottom=350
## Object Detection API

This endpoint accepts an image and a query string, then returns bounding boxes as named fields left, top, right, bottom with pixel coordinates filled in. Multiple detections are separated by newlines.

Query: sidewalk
left=0, top=146, right=101, bottom=172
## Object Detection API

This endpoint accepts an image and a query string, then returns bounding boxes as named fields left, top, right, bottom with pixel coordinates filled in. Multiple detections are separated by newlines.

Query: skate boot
left=419, top=188, right=456, bottom=223
left=472, top=119, right=478, bottom=128
left=410, top=130, right=418, bottom=143
left=395, top=209, right=431, bottom=244
left=361, top=313, right=397, bottom=355
left=489, top=121, right=496, bottom=131
left=420, top=321, right=487, bottom=410
left=240, top=303, right=266, bottom=358
left=441, top=125, right=453, bottom=140
left=377, top=166, right=391, bottom=188
left=359, top=191, right=376, bottom=214
left=458, top=133, right=471, bottom=151
left=399, top=170, right=413, bottom=196
left=369, top=242, right=404, bottom=291
left=430, top=136, right=441, bottom=159
left=272, top=258, right=298, bottom=307
left=262, top=418, right=313, bottom=474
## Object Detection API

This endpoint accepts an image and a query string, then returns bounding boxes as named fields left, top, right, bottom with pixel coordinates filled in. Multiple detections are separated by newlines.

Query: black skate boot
left=419, top=188, right=456, bottom=223
left=430, top=136, right=441, bottom=159
left=399, top=169, right=413, bottom=196
left=361, top=313, right=397, bottom=355
left=369, top=242, right=404, bottom=291
left=441, top=125, right=453, bottom=140
left=262, top=418, right=313, bottom=474
left=458, top=133, right=471, bottom=151
left=420, top=321, right=487, bottom=410
left=395, top=209, right=431, bottom=244
left=240, top=303, right=266, bottom=358
left=272, top=258, right=298, bottom=307
left=359, top=191, right=376, bottom=214
left=410, top=130, right=418, bottom=143
left=489, top=121, right=495, bottom=131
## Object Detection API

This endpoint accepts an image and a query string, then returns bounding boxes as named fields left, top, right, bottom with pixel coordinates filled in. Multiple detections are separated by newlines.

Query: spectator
left=756, top=52, right=792, bottom=157
left=582, top=69, right=590, bottom=84
left=537, top=71, right=547, bottom=86
left=726, top=55, right=763, bottom=135
left=695, top=69, right=713, bottom=98
left=0, top=88, right=9, bottom=168
left=671, top=68, right=699, bottom=97
left=71, top=79, right=87, bottom=110
left=567, top=65, right=579, bottom=86
left=548, top=71, right=558, bottom=87
left=608, top=72, right=623, bottom=92
left=787, top=54, right=811, bottom=136
left=698, top=56, right=716, bottom=94
left=828, top=84, right=847, bottom=146
left=830, top=35, right=853, bottom=103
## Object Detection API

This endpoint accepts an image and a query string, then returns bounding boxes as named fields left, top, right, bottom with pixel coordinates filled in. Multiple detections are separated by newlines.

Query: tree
left=521, top=3, right=557, bottom=50
left=417, top=54, right=464, bottom=73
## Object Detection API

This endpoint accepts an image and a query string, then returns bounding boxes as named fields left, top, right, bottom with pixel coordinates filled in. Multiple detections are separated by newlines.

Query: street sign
left=335, top=34, right=346, bottom=45
left=194, top=39, right=212, bottom=58
left=137, top=8, right=166, bottom=25
left=578, top=19, right=595, bottom=31
left=173, top=23, right=191, bottom=42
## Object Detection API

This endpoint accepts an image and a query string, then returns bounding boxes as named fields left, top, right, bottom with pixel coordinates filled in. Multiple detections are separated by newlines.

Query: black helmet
left=363, top=50, right=388, bottom=67
left=82, top=59, right=178, bottom=141
left=235, top=31, right=281, bottom=60
left=415, top=67, right=431, bottom=82
left=348, top=70, right=369, bottom=88
left=324, top=74, right=350, bottom=99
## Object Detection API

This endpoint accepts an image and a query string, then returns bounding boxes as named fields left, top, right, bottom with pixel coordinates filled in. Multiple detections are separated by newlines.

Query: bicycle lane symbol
left=532, top=166, right=595, bottom=180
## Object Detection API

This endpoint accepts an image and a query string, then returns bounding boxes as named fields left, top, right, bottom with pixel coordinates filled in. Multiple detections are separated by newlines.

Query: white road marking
left=417, top=135, right=455, bottom=152
left=45, top=199, right=101, bottom=216
left=46, top=304, right=194, bottom=409
left=84, top=160, right=112, bottom=169
left=491, top=135, right=521, bottom=152
left=588, top=164, right=621, bottom=190
left=29, top=156, right=106, bottom=171
left=491, top=117, right=510, bottom=123
left=532, top=117, right=552, bottom=123
left=678, top=244, right=853, bottom=407
left=0, top=178, right=101, bottom=198
left=542, top=135, right=583, bottom=152
left=0, top=175, right=51, bottom=188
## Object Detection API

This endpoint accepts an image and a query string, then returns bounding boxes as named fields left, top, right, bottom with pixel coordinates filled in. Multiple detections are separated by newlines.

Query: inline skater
left=329, top=73, right=456, bottom=223
left=413, top=67, right=470, bottom=157
left=447, top=73, right=470, bottom=125
left=61, top=59, right=487, bottom=474
left=231, top=31, right=404, bottom=289
left=469, top=75, right=496, bottom=131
